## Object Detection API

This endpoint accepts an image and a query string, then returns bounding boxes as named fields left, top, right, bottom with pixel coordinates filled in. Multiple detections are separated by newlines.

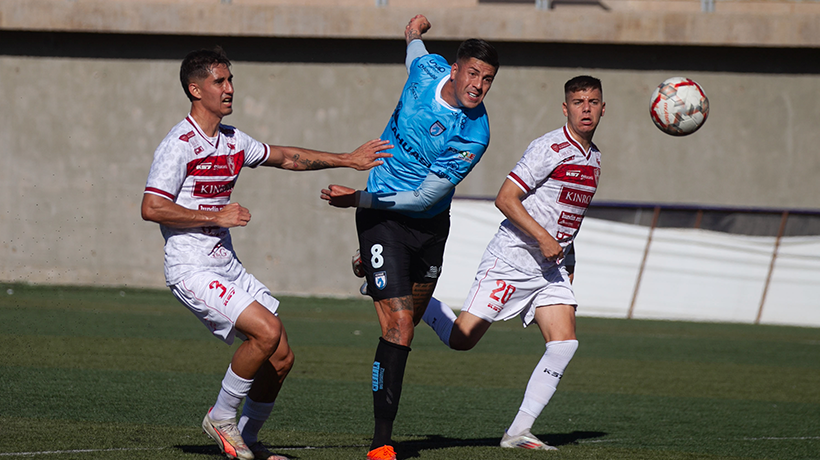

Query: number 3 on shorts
left=370, top=244, right=384, bottom=269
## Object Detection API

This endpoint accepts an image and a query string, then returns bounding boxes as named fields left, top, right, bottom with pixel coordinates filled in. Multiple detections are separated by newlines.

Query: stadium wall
left=1, top=3, right=818, bottom=312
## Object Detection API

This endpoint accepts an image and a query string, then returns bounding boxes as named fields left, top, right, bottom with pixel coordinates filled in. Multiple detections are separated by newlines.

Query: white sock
left=210, top=365, right=254, bottom=422
left=507, top=340, right=578, bottom=436
left=238, top=397, right=275, bottom=446
left=421, top=297, right=457, bottom=348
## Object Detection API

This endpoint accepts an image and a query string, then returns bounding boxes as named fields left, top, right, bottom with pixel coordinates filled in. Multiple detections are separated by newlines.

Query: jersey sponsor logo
left=429, top=120, right=446, bottom=136
left=457, top=150, right=475, bottom=163
left=556, top=231, right=574, bottom=242
left=209, top=242, right=231, bottom=257
left=558, top=211, right=584, bottom=229
left=392, top=101, right=402, bottom=124
left=179, top=131, right=195, bottom=142
left=198, top=204, right=226, bottom=212
left=390, top=121, right=431, bottom=168
left=551, top=141, right=571, bottom=152
left=374, top=271, right=387, bottom=290
left=408, top=82, right=421, bottom=100
left=552, top=164, right=599, bottom=187
left=446, top=146, right=475, bottom=163
left=417, top=59, right=447, bottom=79
left=193, top=179, right=237, bottom=199
left=187, top=151, right=245, bottom=177
left=558, top=186, right=594, bottom=208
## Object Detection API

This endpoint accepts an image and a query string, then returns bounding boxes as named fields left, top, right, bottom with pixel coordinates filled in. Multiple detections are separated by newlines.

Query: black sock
left=371, top=337, right=411, bottom=450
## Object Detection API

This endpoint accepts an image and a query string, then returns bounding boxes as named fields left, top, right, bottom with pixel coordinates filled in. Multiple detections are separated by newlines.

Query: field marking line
left=0, top=444, right=371, bottom=457
left=0, top=447, right=165, bottom=457
left=740, top=436, right=820, bottom=441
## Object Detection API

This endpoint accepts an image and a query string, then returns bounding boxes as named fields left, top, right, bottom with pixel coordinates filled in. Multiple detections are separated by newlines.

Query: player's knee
left=249, top=318, right=283, bottom=357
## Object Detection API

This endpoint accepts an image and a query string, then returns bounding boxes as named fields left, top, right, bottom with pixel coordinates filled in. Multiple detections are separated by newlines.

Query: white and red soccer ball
left=649, top=77, right=710, bottom=136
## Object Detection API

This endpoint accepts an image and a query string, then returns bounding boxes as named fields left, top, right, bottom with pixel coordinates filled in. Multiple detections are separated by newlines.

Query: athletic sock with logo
left=238, top=397, right=275, bottom=446
left=507, top=340, right=578, bottom=436
left=371, top=337, right=411, bottom=450
left=421, top=297, right=457, bottom=348
left=210, top=365, right=254, bottom=421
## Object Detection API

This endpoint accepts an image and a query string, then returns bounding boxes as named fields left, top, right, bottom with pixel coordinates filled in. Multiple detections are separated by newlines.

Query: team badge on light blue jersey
left=374, top=271, right=387, bottom=290
left=429, top=120, right=446, bottom=136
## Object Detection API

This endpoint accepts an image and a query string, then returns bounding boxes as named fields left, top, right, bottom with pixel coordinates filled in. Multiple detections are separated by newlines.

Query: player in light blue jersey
left=320, top=14, right=498, bottom=460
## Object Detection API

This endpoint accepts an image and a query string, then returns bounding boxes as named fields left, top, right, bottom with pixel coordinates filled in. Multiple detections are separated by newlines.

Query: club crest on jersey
left=551, top=142, right=571, bottom=152
left=429, top=121, right=446, bottom=137
left=179, top=131, right=196, bottom=142
left=374, top=271, right=387, bottom=290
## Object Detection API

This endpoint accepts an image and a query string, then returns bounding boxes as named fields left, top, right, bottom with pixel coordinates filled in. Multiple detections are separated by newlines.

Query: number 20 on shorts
left=490, top=280, right=516, bottom=304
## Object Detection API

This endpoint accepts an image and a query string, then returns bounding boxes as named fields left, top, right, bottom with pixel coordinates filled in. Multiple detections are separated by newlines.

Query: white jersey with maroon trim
left=486, top=125, right=601, bottom=275
left=144, top=115, right=270, bottom=285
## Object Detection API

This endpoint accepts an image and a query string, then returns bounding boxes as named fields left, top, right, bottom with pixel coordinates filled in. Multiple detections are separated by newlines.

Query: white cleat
left=202, top=408, right=254, bottom=460
left=500, top=429, right=557, bottom=451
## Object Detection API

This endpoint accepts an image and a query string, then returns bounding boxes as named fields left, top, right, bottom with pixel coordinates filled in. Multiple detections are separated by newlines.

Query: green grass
left=1, top=282, right=819, bottom=460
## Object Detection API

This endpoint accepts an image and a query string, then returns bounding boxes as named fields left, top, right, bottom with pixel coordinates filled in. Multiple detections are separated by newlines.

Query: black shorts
left=356, top=207, right=450, bottom=301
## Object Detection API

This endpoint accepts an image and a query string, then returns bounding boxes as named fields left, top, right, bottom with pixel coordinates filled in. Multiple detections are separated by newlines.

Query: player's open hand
left=216, top=202, right=251, bottom=228
left=321, top=184, right=357, bottom=208
left=405, top=14, right=431, bottom=43
left=346, top=139, right=392, bottom=171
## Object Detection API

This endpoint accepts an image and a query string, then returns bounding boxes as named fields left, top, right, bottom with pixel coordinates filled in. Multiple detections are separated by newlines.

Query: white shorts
left=461, top=251, right=577, bottom=327
left=170, top=268, right=280, bottom=345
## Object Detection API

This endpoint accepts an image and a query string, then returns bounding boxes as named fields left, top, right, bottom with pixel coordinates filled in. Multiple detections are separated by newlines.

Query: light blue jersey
left=366, top=52, right=490, bottom=219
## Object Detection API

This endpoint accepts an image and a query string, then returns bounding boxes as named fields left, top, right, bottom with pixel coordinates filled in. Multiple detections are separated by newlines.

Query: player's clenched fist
left=216, top=202, right=251, bottom=227
left=405, top=14, right=431, bottom=43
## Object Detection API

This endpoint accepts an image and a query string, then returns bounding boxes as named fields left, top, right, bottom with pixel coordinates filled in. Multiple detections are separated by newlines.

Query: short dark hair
left=564, top=75, right=602, bottom=98
left=456, top=38, right=499, bottom=70
left=180, top=47, right=232, bottom=101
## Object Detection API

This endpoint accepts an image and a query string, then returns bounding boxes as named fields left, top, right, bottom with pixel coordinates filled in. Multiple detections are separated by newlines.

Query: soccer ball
left=649, top=77, right=709, bottom=136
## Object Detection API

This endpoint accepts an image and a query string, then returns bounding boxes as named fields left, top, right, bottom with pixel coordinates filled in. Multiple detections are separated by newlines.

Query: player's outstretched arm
left=320, top=184, right=358, bottom=208
left=141, top=194, right=251, bottom=229
left=320, top=173, right=454, bottom=211
left=405, top=14, right=431, bottom=44
left=495, top=179, right=564, bottom=261
left=263, top=139, right=391, bottom=171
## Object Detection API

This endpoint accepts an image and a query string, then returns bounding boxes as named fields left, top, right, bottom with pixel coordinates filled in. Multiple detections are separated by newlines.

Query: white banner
left=434, top=199, right=820, bottom=328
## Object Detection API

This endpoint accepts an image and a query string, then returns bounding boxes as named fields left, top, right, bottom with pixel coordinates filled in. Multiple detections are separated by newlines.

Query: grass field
left=1, top=282, right=818, bottom=460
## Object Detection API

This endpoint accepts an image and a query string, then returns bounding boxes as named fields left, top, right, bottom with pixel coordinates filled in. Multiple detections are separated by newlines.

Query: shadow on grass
left=394, top=430, right=608, bottom=458
left=175, top=431, right=606, bottom=459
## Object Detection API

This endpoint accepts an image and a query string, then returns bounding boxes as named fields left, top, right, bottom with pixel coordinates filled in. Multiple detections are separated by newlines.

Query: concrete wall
left=1, top=2, right=819, bottom=296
